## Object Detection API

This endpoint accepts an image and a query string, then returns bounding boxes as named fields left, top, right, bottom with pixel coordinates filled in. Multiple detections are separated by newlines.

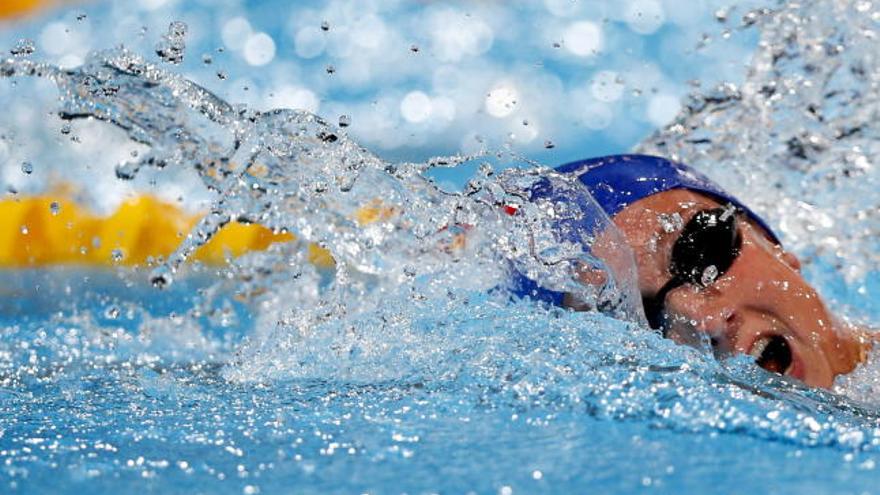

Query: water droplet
left=657, top=212, right=683, bottom=233
left=10, top=39, right=35, bottom=57
left=217, top=70, right=228, bottom=80
left=20, top=161, right=33, bottom=175
left=320, top=20, right=330, bottom=31
left=49, top=201, right=60, bottom=216
left=325, top=64, right=336, bottom=75
left=150, top=265, right=173, bottom=288
left=543, top=140, right=555, bottom=149
left=115, top=162, right=139, bottom=180
left=701, top=265, right=719, bottom=286
left=719, top=203, right=736, bottom=222
left=60, top=123, right=71, bottom=135
left=76, top=13, right=87, bottom=21
left=104, top=305, right=120, bottom=319
left=409, top=44, right=420, bottom=53
left=202, top=54, right=213, bottom=65
left=111, top=248, right=124, bottom=262
left=318, top=131, right=338, bottom=143
left=156, top=21, right=188, bottom=65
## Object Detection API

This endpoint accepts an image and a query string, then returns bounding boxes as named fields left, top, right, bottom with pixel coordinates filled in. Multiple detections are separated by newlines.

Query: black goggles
left=643, top=206, right=742, bottom=332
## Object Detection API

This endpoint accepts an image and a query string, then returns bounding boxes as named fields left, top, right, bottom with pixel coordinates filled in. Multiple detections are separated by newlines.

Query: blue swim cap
left=556, top=154, right=779, bottom=244
left=510, top=154, right=780, bottom=305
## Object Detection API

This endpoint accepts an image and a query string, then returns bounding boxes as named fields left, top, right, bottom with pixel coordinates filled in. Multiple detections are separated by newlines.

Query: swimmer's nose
left=661, top=304, right=736, bottom=355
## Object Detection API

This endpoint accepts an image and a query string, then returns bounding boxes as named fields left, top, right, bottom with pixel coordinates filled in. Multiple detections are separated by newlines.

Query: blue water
left=3, top=1, right=880, bottom=494
left=2, top=267, right=880, bottom=494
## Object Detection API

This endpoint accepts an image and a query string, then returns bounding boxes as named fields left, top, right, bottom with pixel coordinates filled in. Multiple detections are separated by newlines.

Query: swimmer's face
left=606, top=189, right=866, bottom=388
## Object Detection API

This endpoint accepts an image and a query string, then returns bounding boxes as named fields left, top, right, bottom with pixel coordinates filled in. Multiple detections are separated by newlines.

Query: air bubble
left=320, top=20, right=330, bottom=31
left=543, top=140, right=555, bottom=149
left=338, top=115, right=351, bottom=127
left=325, top=65, right=336, bottom=75
left=20, top=161, right=33, bottom=175
left=111, top=249, right=124, bottom=263
left=49, top=201, right=60, bottom=216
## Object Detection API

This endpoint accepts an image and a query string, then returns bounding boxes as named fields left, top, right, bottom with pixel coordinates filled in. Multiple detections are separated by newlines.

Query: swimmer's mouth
left=749, top=334, right=793, bottom=375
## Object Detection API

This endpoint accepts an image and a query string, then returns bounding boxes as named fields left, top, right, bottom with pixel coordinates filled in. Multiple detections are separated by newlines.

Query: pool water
left=2, top=0, right=880, bottom=494
left=3, top=269, right=880, bottom=494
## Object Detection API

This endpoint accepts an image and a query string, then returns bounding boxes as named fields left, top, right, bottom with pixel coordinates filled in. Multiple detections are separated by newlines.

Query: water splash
left=638, top=0, right=880, bottom=284
left=155, top=21, right=187, bottom=65
left=4, top=3, right=880, bottom=491
left=0, top=47, right=644, bottom=325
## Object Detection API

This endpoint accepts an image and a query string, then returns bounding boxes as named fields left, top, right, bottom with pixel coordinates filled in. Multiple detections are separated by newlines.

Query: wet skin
left=596, top=189, right=869, bottom=388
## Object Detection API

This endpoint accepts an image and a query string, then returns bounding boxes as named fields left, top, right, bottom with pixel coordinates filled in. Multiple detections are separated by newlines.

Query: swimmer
left=514, top=154, right=871, bottom=388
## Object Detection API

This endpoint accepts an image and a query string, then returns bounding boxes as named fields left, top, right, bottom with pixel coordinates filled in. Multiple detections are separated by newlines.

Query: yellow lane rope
left=0, top=0, right=53, bottom=19
left=0, top=194, right=336, bottom=268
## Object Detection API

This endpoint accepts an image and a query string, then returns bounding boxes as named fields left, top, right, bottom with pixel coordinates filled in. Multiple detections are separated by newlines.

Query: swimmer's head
left=556, top=155, right=780, bottom=245
left=516, top=154, right=868, bottom=387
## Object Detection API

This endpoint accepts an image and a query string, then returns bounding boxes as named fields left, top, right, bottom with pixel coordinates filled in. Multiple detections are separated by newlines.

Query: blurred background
left=0, top=0, right=763, bottom=214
